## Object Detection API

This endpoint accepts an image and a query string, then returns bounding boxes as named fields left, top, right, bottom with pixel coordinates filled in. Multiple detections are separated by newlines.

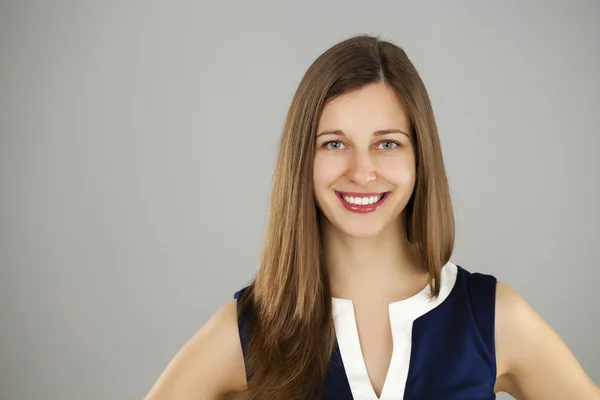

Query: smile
left=335, top=191, right=390, bottom=214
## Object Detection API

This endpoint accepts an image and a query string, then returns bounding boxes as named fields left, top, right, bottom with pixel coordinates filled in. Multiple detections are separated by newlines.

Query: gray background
left=1, top=1, right=599, bottom=399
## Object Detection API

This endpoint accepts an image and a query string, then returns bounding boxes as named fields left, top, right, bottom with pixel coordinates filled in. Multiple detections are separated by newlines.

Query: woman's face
left=313, top=82, right=416, bottom=239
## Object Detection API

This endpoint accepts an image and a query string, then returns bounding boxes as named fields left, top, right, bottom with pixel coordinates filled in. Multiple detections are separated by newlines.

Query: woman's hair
left=236, top=34, right=454, bottom=400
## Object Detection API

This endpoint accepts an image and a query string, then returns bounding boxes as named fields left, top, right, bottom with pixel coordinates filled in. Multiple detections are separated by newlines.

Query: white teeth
left=341, top=194, right=383, bottom=205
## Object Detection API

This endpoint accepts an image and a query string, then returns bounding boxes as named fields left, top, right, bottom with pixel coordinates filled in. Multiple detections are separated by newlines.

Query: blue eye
left=378, top=140, right=400, bottom=150
left=323, top=141, right=345, bottom=150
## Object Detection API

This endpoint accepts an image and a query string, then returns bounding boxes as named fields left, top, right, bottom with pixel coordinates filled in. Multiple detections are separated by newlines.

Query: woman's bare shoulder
left=494, top=282, right=600, bottom=399
left=144, top=299, right=247, bottom=400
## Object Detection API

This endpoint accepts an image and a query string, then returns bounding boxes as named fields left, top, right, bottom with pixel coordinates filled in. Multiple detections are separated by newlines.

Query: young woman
left=146, top=35, right=600, bottom=400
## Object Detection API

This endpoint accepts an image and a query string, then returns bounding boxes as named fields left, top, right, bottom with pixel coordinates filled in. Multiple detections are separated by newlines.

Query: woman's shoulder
left=448, top=264, right=498, bottom=306
left=455, top=264, right=498, bottom=284
left=144, top=299, right=247, bottom=399
left=492, top=280, right=600, bottom=398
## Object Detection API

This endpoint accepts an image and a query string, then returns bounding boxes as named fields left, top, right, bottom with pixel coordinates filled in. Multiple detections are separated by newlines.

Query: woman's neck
left=322, top=217, right=427, bottom=304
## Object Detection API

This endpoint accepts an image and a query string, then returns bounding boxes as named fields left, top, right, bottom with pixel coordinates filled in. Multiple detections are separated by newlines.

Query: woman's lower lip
left=336, top=192, right=389, bottom=214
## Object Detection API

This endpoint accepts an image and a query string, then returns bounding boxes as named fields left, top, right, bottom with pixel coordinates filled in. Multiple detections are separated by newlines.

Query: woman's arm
left=494, top=282, right=600, bottom=399
left=144, top=300, right=247, bottom=400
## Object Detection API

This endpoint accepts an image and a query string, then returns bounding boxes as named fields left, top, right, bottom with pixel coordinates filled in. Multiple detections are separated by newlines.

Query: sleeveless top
left=233, top=263, right=498, bottom=399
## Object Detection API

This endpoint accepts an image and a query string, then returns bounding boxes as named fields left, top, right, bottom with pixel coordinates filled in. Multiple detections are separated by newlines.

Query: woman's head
left=268, top=34, right=454, bottom=281
left=241, top=34, right=454, bottom=400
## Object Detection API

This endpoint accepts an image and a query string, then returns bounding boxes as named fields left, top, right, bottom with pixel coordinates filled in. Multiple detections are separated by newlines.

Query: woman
left=146, top=35, right=600, bottom=399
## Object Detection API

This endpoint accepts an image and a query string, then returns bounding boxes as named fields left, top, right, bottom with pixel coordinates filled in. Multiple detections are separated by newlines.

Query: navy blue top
left=234, top=265, right=497, bottom=399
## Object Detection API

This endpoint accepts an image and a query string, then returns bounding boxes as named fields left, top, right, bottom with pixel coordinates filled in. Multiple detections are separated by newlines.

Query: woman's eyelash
left=322, top=140, right=345, bottom=150
left=377, top=140, right=402, bottom=149
left=319, top=139, right=403, bottom=150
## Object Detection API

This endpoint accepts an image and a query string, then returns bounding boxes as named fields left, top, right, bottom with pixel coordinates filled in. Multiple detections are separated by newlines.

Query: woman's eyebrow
left=316, top=128, right=410, bottom=138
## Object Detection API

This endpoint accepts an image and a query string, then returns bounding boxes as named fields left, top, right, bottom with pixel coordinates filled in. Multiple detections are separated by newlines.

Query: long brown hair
left=236, top=34, right=454, bottom=400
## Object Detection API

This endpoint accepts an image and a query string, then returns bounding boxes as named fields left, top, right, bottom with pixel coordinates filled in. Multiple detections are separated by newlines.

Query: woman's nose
left=347, top=151, right=376, bottom=186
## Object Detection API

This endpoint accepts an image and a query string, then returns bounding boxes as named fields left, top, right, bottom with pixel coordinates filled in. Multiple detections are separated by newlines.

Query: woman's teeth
left=341, top=194, right=383, bottom=205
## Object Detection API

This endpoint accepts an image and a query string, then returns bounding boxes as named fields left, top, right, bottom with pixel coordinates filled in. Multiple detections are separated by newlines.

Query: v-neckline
left=330, top=263, right=458, bottom=399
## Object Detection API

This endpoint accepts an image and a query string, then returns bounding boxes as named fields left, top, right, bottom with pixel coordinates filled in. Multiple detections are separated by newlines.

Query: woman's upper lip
left=335, top=191, right=388, bottom=197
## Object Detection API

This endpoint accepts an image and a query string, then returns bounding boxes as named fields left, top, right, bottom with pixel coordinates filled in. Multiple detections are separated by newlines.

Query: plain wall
left=1, top=1, right=598, bottom=399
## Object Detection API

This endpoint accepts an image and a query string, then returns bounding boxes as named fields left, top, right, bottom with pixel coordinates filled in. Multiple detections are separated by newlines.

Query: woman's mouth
left=335, top=191, right=390, bottom=214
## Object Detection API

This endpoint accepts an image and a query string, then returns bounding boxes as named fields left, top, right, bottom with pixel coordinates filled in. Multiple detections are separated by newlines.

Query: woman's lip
left=335, top=191, right=390, bottom=214
left=335, top=191, right=388, bottom=197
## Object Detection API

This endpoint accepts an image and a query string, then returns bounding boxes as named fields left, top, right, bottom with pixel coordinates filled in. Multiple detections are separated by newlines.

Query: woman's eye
left=378, top=140, right=400, bottom=150
left=323, top=141, right=345, bottom=150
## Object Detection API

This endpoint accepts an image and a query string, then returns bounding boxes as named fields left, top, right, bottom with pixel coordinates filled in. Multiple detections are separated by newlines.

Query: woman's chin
left=333, top=221, right=388, bottom=240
